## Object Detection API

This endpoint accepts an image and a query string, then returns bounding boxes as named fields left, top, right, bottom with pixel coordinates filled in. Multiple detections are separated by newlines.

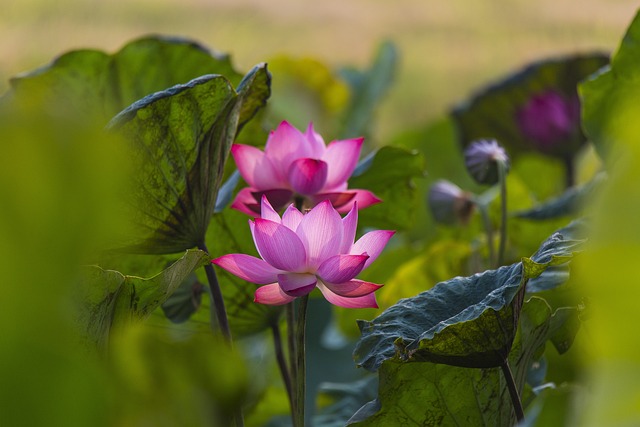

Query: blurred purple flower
left=516, top=90, right=581, bottom=156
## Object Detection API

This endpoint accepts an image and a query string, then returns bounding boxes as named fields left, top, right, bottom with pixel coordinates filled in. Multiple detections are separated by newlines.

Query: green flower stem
left=497, top=160, right=508, bottom=267
left=286, top=302, right=298, bottom=423
left=293, top=295, right=309, bottom=427
left=477, top=203, right=496, bottom=267
left=563, top=154, right=575, bottom=189
left=199, top=242, right=232, bottom=341
left=198, top=242, right=244, bottom=427
left=500, top=360, right=525, bottom=423
left=270, top=321, right=294, bottom=416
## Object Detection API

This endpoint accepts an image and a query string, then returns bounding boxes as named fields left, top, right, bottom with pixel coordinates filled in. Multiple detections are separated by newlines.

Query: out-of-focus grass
left=1, top=0, right=636, bottom=138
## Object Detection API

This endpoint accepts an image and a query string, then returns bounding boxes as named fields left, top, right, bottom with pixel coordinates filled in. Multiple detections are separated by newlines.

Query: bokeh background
left=2, top=0, right=637, bottom=138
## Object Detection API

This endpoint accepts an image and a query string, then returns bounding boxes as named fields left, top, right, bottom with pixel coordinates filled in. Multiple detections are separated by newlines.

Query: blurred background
left=2, top=0, right=637, bottom=139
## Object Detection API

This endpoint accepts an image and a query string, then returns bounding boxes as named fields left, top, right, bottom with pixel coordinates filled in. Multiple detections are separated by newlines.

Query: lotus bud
left=428, top=180, right=475, bottom=225
left=463, top=139, right=510, bottom=185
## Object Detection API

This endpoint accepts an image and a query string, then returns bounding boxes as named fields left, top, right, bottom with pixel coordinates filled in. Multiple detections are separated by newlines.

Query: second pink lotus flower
left=231, top=121, right=381, bottom=216
left=213, top=196, right=394, bottom=308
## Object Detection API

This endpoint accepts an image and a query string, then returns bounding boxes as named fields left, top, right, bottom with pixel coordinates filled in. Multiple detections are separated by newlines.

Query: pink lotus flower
left=230, top=121, right=381, bottom=216
left=212, top=196, right=394, bottom=308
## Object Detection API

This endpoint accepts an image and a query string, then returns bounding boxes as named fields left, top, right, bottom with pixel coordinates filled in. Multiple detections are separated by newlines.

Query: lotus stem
left=199, top=242, right=233, bottom=341
left=500, top=360, right=524, bottom=424
left=293, top=294, right=309, bottom=427
left=497, top=161, right=508, bottom=267
left=270, top=321, right=294, bottom=418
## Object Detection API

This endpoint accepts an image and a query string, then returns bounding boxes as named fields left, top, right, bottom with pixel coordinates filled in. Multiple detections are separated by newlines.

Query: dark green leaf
left=339, top=40, right=398, bottom=140
left=349, top=146, right=425, bottom=230
left=313, top=376, right=378, bottom=427
left=452, top=54, right=608, bottom=159
left=76, top=249, right=209, bottom=348
left=354, top=222, right=583, bottom=371
left=349, top=297, right=563, bottom=427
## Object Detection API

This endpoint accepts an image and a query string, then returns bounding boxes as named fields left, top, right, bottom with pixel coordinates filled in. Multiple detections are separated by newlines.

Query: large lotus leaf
left=354, top=222, right=584, bottom=371
left=5, top=36, right=242, bottom=124
left=338, top=40, right=398, bottom=140
left=348, top=297, right=571, bottom=426
left=452, top=54, right=608, bottom=159
left=108, top=65, right=270, bottom=254
left=76, top=249, right=209, bottom=348
left=349, top=146, right=425, bottom=230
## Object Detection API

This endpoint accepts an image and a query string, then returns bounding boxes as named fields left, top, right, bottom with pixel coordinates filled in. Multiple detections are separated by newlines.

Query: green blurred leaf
left=265, top=55, right=350, bottom=135
left=108, top=324, right=249, bottom=426
left=5, top=36, right=242, bottom=123
left=515, top=172, right=605, bottom=220
left=452, top=54, right=608, bottom=158
left=77, top=249, right=209, bottom=348
left=109, top=65, right=270, bottom=254
left=348, top=297, right=568, bottom=426
left=339, top=40, right=398, bottom=140
left=350, top=146, right=425, bottom=230
left=313, top=376, right=378, bottom=427
left=354, top=222, right=583, bottom=371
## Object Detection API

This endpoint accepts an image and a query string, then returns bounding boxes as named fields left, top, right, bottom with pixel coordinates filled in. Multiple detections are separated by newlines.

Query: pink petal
left=322, top=138, right=364, bottom=189
left=251, top=189, right=294, bottom=213
left=212, top=254, right=281, bottom=284
left=254, top=283, right=297, bottom=305
left=316, top=282, right=379, bottom=308
left=335, top=190, right=382, bottom=213
left=317, top=254, right=368, bottom=284
left=282, top=204, right=304, bottom=231
left=259, top=195, right=281, bottom=223
left=277, top=273, right=318, bottom=297
left=305, top=122, right=327, bottom=158
left=288, top=158, right=328, bottom=196
left=309, top=191, right=355, bottom=210
left=339, top=202, right=358, bottom=253
left=232, top=144, right=282, bottom=189
left=252, top=218, right=307, bottom=272
left=322, top=279, right=383, bottom=297
left=351, top=230, right=395, bottom=269
left=296, top=200, right=343, bottom=270
left=231, top=187, right=261, bottom=217
left=264, top=121, right=311, bottom=171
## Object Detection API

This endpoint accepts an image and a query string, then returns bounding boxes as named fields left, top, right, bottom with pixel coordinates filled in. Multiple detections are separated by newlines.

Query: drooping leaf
left=452, top=53, right=608, bottom=159
left=354, top=222, right=584, bottom=371
left=108, top=64, right=270, bottom=254
left=338, top=40, right=398, bottom=140
left=349, top=146, right=425, bottom=230
left=76, top=249, right=210, bottom=348
left=348, top=297, right=571, bottom=426
left=5, top=36, right=243, bottom=124
left=313, top=376, right=378, bottom=427
left=160, top=273, right=205, bottom=324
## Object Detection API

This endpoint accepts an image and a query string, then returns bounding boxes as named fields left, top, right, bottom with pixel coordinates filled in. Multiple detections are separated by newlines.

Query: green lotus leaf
left=76, top=249, right=209, bottom=348
left=108, top=64, right=270, bottom=254
left=354, top=222, right=584, bottom=371
left=348, top=297, right=577, bottom=427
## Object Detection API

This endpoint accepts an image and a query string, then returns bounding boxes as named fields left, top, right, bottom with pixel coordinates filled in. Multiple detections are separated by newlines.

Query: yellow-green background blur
left=2, top=0, right=637, bottom=138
